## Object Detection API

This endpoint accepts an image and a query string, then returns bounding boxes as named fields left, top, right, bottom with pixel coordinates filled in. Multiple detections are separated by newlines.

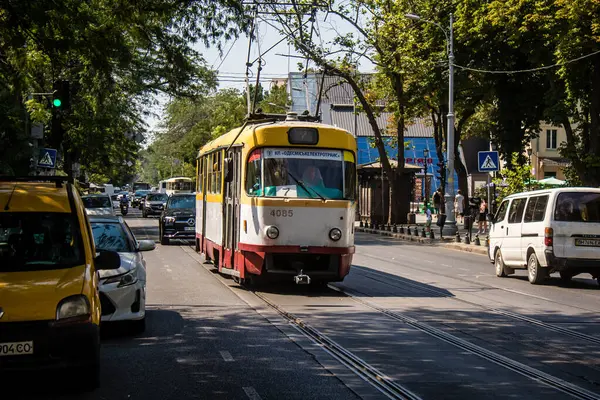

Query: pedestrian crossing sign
left=38, top=148, right=57, bottom=168
left=478, top=151, right=499, bottom=172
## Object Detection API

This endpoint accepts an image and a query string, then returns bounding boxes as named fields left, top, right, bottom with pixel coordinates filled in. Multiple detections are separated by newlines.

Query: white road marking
left=243, top=387, right=263, bottom=400
left=442, top=264, right=452, bottom=268
left=164, top=264, right=172, bottom=273
left=220, top=350, right=234, bottom=362
left=459, top=267, right=469, bottom=271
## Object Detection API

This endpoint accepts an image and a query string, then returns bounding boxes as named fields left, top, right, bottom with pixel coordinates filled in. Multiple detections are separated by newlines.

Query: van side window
left=495, top=200, right=510, bottom=222
left=508, top=198, right=526, bottom=224
left=524, top=197, right=537, bottom=222
left=532, top=195, right=548, bottom=222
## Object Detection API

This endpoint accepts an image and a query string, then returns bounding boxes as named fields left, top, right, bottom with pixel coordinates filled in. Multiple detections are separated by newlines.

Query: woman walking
left=478, top=199, right=488, bottom=234
left=454, top=190, right=465, bottom=224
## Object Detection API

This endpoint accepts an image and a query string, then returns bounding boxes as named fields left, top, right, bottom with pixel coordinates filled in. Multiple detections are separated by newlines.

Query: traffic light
left=52, top=80, right=70, bottom=109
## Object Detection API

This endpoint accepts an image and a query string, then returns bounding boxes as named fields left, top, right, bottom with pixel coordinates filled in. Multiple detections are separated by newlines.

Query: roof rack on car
left=0, top=176, right=74, bottom=188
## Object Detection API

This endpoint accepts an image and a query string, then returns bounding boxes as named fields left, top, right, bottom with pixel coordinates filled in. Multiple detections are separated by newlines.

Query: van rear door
left=552, top=191, right=600, bottom=259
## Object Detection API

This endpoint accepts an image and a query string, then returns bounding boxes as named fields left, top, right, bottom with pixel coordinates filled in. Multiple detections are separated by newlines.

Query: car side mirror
left=95, top=250, right=121, bottom=270
left=487, top=213, right=496, bottom=224
left=138, top=240, right=156, bottom=252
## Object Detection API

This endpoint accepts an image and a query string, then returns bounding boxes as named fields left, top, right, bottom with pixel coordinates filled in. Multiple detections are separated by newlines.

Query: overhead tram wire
left=452, top=49, right=600, bottom=74
left=213, top=38, right=239, bottom=71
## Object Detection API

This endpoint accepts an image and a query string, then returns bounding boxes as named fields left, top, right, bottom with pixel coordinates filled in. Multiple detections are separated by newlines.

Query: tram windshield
left=246, top=148, right=356, bottom=200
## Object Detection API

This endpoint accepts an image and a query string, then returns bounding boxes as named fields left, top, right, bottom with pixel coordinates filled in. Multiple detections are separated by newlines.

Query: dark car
left=142, top=192, right=168, bottom=217
left=131, top=190, right=150, bottom=208
left=159, top=193, right=196, bottom=245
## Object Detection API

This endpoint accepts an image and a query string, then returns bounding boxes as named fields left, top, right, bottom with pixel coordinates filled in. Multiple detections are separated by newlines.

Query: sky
left=143, top=11, right=375, bottom=136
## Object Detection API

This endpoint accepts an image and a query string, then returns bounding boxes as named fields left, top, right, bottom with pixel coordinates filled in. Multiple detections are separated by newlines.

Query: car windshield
left=82, top=196, right=111, bottom=208
left=91, top=221, right=133, bottom=252
left=0, top=212, right=84, bottom=271
left=247, top=148, right=353, bottom=200
left=554, top=192, right=600, bottom=222
left=147, top=193, right=168, bottom=202
left=168, top=195, right=196, bottom=209
left=135, top=190, right=150, bottom=197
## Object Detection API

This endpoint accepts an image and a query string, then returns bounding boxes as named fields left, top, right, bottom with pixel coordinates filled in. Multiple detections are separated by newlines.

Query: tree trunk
left=390, top=172, right=411, bottom=224
left=585, top=54, right=600, bottom=186
left=389, top=74, right=405, bottom=224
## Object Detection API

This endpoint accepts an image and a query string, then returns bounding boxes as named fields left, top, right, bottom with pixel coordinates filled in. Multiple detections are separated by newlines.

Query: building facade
left=529, top=123, right=569, bottom=180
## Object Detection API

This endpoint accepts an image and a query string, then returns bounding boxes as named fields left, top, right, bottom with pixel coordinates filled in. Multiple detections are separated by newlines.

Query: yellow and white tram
left=162, top=177, right=193, bottom=195
left=195, top=113, right=357, bottom=284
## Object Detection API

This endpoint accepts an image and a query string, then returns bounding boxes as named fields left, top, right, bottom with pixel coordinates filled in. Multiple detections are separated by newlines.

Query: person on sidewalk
left=478, top=199, right=488, bottom=234
left=454, top=190, right=465, bottom=224
left=432, top=188, right=442, bottom=216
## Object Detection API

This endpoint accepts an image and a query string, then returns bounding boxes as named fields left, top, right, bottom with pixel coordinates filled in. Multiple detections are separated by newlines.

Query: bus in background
left=133, top=182, right=151, bottom=192
left=158, top=180, right=168, bottom=194
left=164, top=177, right=193, bottom=195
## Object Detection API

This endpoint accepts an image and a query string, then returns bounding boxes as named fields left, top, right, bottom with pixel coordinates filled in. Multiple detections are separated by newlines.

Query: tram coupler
left=294, top=269, right=311, bottom=285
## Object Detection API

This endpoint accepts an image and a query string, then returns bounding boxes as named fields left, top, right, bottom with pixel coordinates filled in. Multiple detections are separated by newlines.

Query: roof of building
left=329, top=104, right=433, bottom=138
left=539, top=157, right=570, bottom=167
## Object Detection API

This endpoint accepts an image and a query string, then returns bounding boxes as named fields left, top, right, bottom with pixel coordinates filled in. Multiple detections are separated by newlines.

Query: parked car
left=89, top=215, right=155, bottom=332
left=81, top=193, right=115, bottom=216
left=0, top=176, right=121, bottom=388
left=159, top=193, right=196, bottom=245
left=110, top=194, right=120, bottom=209
left=142, top=193, right=168, bottom=218
left=489, top=187, right=600, bottom=285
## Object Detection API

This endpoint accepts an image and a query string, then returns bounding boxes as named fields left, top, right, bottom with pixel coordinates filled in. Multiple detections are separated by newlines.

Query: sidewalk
left=355, top=214, right=490, bottom=256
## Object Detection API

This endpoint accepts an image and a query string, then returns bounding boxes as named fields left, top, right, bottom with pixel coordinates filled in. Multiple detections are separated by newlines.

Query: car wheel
left=495, top=249, right=507, bottom=277
left=559, top=271, right=573, bottom=282
left=132, top=317, right=146, bottom=334
left=527, top=252, right=546, bottom=284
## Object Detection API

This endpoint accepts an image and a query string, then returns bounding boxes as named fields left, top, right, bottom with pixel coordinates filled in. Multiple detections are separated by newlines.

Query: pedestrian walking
left=454, top=190, right=465, bottom=224
left=478, top=199, right=488, bottom=234
left=432, top=188, right=442, bottom=216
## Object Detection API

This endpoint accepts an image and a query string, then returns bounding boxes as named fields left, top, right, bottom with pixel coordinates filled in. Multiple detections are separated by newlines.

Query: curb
left=356, top=227, right=489, bottom=256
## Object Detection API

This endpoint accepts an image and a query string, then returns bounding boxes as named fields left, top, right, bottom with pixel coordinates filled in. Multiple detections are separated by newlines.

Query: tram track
left=181, top=245, right=600, bottom=399
left=252, top=290, right=423, bottom=400
left=328, top=284, right=600, bottom=400
left=353, top=267, right=600, bottom=346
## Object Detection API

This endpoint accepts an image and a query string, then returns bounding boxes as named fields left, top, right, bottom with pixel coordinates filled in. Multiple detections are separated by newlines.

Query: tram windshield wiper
left=286, top=171, right=326, bottom=201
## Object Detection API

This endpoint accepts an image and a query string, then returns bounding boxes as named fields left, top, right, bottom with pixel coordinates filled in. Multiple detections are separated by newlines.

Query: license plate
left=184, top=227, right=195, bottom=231
left=0, top=341, right=33, bottom=356
left=575, top=238, right=600, bottom=247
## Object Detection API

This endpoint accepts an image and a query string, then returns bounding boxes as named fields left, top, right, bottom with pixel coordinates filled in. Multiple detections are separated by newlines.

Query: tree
left=0, top=0, right=251, bottom=178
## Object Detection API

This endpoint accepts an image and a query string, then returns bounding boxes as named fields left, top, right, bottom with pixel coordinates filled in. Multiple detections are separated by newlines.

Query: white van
left=489, top=187, right=600, bottom=285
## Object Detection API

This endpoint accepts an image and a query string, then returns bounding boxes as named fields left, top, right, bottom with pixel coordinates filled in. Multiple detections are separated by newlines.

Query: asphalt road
left=11, top=209, right=600, bottom=400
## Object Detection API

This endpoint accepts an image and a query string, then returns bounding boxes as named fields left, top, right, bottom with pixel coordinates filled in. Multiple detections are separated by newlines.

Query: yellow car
left=0, top=177, right=121, bottom=388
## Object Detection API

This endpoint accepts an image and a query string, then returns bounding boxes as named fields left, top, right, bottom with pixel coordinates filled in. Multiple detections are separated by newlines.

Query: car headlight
left=56, top=295, right=90, bottom=320
left=329, top=228, right=342, bottom=241
left=266, top=225, right=279, bottom=239
left=104, top=268, right=138, bottom=287
left=164, top=216, right=176, bottom=226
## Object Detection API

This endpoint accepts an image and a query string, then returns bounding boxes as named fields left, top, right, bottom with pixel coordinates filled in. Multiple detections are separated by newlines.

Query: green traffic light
left=53, top=98, right=62, bottom=107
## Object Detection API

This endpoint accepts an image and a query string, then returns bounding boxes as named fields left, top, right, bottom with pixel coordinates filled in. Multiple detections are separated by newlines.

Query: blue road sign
left=478, top=151, right=499, bottom=172
left=38, top=148, right=57, bottom=169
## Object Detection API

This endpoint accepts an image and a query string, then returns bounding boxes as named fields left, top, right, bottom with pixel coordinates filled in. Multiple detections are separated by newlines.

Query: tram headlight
left=266, top=225, right=279, bottom=239
left=329, top=228, right=342, bottom=241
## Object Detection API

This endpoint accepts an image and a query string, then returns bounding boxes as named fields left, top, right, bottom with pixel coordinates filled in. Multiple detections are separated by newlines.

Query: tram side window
left=197, top=158, right=204, bottom=193
left=343, top=151, right=356, bottom=200
left=207, top=154, right=213, bottom=193
left=246, top=149, right=262, bottom=196
left=214, top=151, right=222, bottom=194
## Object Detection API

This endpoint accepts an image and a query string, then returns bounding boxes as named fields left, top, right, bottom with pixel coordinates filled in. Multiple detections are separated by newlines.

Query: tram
left=195, top=112, right=357, bottom=285
left=162, top=177, right=193, bottom=195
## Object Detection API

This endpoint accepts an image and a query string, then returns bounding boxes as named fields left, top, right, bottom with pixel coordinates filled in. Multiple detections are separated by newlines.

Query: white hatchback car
left=90, top=215, right=155, bottom=332
left=82, top=193, right=116, bottom=216
left=489, top=187, right=600, bottom=285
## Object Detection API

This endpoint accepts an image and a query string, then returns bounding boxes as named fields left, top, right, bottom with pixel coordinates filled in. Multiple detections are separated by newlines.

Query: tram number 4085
left=270, top=209, right=293, bottom=217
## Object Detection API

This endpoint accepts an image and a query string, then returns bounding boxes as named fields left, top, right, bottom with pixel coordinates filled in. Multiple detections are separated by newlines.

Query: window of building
left=544, top=171, right=557, bottom=178
left=546, top=129, right=557, bottom=149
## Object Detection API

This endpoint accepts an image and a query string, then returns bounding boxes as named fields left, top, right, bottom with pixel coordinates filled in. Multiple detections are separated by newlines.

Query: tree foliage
left=0, top=0, right=250, bottom=182
left=140, top=85, right=289, bottom=184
